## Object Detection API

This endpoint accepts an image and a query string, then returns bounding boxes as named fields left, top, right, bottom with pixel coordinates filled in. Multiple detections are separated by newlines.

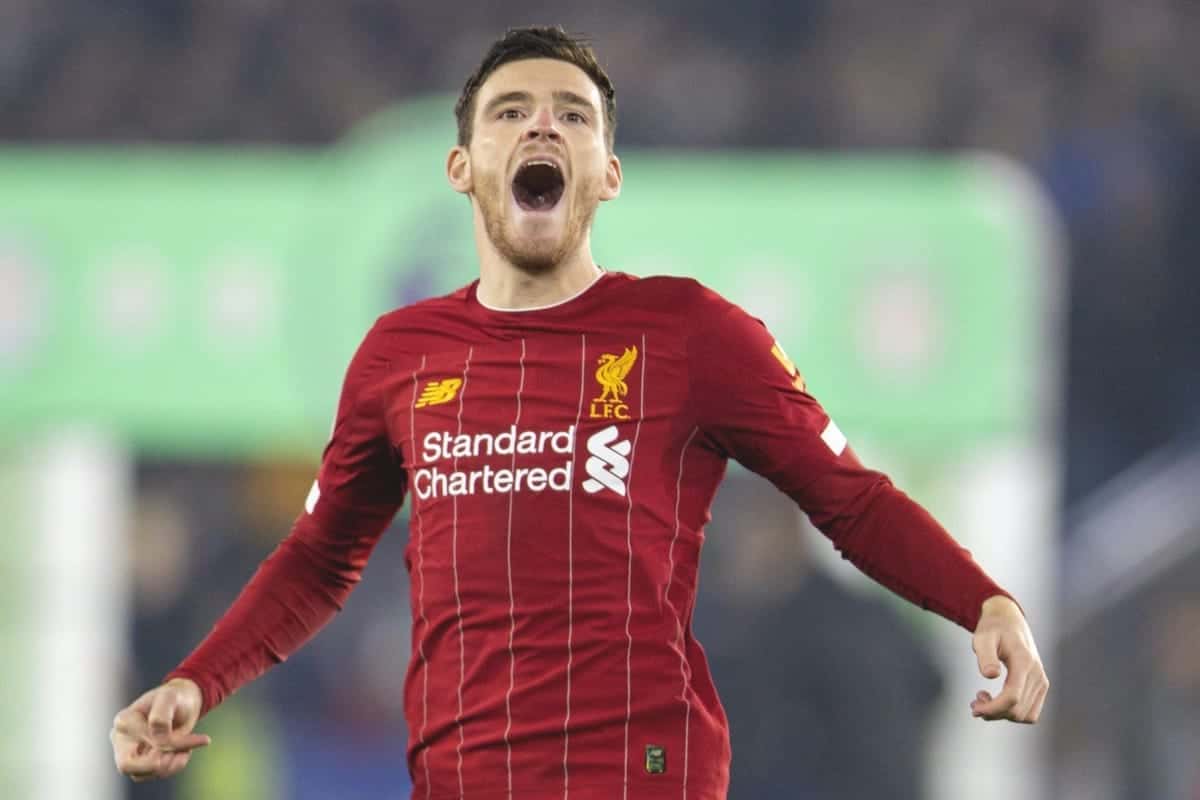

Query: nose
left=523, top=108, right=561, bottom=143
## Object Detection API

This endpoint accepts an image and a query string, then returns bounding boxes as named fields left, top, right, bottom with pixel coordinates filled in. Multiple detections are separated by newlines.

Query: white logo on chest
left=582, top=424, right=632, bottom=496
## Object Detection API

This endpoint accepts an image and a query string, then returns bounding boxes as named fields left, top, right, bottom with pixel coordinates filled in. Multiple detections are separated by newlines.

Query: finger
left=112, top=709, right=150, bottom=741
left=1013, top=669, right=1045, bottom=721
left=972, top=672, right=1028, bottom=720
left=146, top=690, right=178, bottom=744
left=969, top=689, right=992, bottom=713
left=993, top=647, right=1033, bottom=702
left=972, top=632, right=1002, bottom=679
left=1010, top=696, right=1033, bottom=723
left=974, top=683, right=1021, bottom=719
left=119, top=746, right=166, bottom=780
left=114, top=742, right=146, bottom=773
left=159, top=750, right=193, bottom=779
left=129, top=686, right=162, bottom=714
left=112, top=719, right=151, bottom=743
left=1000, top=646, right=1033, bottom=690
left=156, top=732, right=211, bottom=754
left=112, top=729, right=157, bottom=771
left=113, top=735, right=146, bottom=761
left=1021, top=672, right=1050, bottom=721
left=970, top=645, right=1031, bottom=719
left=974, top=696, right=1018, bottom=720
left=1028, top=681, right=1049, bottom=723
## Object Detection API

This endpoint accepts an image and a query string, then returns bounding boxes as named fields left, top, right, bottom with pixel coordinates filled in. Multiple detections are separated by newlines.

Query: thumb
left=146, top=689, right=179, bottom=744
left=974, top=632, right=1002, bottom=679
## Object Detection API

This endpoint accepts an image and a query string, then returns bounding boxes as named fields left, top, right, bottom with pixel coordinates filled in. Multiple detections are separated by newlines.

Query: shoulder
left=373, top=283, right=473, bottom=333
left=606, top=271, right=738, bottom=317
left=357, top=283, right=474, bottom=350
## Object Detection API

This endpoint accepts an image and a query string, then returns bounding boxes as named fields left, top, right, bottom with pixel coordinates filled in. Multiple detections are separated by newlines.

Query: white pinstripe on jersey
left=452, top=347, right=474, bottom=797
left=667, top=427, right=700, bottom=798
left=504, top=339, right=527, bottom=796
left=563, top=334, right=588, bottom=799
left=408, top=355, right=433, bottom=799
left=622, top=333, right=648, bottom=800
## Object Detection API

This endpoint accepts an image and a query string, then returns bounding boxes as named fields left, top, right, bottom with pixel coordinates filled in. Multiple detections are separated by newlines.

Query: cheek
left=470, top=140, right=504, bottom=183
left=579, top=145, right=610, bottom=187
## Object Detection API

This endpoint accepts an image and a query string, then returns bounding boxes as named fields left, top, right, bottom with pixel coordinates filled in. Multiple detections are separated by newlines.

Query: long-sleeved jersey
left=168, top=271, right=1011, bottom=800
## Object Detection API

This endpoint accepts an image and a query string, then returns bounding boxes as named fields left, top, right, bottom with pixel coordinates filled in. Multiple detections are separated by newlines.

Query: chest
left=381, top=333, right=690, bottom=481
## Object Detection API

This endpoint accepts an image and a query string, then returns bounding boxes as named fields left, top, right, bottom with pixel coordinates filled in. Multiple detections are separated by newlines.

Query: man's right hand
left=110, top=678, right=211, bottom=782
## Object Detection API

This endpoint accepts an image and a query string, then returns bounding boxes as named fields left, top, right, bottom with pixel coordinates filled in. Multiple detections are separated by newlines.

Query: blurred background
left=2, top=1, right=1199, bottom=799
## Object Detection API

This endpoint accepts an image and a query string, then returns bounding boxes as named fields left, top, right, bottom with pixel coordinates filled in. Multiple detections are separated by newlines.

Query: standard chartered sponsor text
left=415, top=425, right=576, bottom=500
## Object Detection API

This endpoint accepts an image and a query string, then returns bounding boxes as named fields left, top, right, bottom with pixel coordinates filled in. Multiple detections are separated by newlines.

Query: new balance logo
left=582, top=425, right=632, bottom=496
left=416, top=378, right=463, bottom=408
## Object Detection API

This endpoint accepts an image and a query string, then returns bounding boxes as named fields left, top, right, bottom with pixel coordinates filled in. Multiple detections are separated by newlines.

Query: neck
left=474, top=224, right=603, bottom=311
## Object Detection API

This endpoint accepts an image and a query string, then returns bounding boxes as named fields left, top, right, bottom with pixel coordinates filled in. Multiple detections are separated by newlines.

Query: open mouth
left=512, top=161, right=565, bottom=212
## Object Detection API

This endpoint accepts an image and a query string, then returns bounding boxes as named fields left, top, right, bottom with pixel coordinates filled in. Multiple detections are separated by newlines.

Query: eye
left=499, top=108, right=524, bottom=120
left=563, top=111, right=587, bottom=124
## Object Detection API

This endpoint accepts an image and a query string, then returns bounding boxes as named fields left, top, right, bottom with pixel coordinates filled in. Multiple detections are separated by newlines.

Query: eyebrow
left=481, top=89, right=599, bottom=118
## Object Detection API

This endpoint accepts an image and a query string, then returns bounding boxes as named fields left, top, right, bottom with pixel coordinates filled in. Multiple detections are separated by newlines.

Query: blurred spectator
left=1145, top=591, right=1200, bottom=800
left=697, top=473, right=945, bottom=799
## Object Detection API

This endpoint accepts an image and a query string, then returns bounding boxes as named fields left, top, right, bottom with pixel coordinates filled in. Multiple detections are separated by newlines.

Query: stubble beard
left=477, top=171, right=598, bottom=276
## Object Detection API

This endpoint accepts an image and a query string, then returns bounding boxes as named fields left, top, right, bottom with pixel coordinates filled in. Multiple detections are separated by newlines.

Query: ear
left=446, top=145, right=472, bottom=194
left=599, top=152, right=622, bottom=202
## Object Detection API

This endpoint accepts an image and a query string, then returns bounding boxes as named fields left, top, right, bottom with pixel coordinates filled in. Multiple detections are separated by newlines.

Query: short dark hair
left=455, top=26, right=617, bottom=151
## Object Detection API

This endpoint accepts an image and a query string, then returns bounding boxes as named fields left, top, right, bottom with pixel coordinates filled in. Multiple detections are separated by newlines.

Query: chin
left=498, top=216, right=572, bottom=272
left=505, top=241, right=566, bottom=275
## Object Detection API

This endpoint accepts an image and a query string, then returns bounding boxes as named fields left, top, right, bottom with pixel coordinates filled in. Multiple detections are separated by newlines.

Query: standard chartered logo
left=582, top=425, right=632, bottom=497
left=412, top=423, right=633, bottom=500
left=414, top=426, right=575, bottom=500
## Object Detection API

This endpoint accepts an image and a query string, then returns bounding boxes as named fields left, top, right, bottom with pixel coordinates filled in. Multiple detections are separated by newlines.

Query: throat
left=476, top=265, right=605, bottom=312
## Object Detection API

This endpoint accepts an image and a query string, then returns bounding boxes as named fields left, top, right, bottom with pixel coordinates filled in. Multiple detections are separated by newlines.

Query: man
left=111, top=26, right=1049, bottom=799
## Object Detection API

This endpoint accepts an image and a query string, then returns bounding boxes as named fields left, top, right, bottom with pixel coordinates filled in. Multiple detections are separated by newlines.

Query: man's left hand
left=969, top=595, right=1049, bottom=724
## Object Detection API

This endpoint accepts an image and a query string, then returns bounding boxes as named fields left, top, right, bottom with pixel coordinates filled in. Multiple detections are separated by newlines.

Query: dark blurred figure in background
left=696, top=474, right=945, bottom=800
left=1143, top=591, right=1200, bottom=800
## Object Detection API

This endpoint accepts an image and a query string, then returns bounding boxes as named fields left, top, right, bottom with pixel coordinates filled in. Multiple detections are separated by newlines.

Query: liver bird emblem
left=594, top=346, right=638, bottom=404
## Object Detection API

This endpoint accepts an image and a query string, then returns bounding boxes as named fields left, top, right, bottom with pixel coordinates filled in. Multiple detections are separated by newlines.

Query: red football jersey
left=170, top=271, right=1009, bottom=800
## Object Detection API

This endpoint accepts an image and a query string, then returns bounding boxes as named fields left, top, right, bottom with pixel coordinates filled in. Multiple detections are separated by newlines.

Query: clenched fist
left=110, top=678, right=211, bottom=782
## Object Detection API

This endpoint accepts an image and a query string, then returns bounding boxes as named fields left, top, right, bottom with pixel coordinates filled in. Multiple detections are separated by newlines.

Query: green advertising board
left=0, top=96, right=1054, bottom=459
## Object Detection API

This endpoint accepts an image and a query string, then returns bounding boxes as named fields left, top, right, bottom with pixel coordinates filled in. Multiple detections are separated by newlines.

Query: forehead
left=476, top=58, right=603, bottom=111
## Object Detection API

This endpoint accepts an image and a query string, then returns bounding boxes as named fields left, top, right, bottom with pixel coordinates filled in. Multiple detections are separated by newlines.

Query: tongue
left=514, top=183, right=562, bottom=212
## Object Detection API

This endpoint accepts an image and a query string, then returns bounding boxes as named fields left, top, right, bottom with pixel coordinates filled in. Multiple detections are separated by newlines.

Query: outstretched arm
left=112, top=319, right=407, bottom=781
left=686, top=286, right=1049, bottom=722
